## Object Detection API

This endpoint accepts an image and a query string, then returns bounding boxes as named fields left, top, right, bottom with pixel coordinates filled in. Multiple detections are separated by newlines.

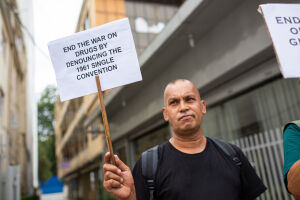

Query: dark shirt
left=133, top=137, right=266, bottom=200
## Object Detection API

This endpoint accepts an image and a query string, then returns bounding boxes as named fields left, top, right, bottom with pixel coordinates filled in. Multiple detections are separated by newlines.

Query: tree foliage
left=38, top=86, right=57, bottom=181
left=38, top=86, right=56, bottom=139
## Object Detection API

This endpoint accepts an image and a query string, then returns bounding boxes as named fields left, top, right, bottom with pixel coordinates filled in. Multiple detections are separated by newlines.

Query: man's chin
left=178, top=126, right=198, bottom=134
left=181, top=123, right=195, bottom=129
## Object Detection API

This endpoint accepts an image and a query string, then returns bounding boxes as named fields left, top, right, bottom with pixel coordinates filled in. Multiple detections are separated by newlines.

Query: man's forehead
left=164, top=80, right=199, bottom=98
left=166, top=92, right=197, bottom=100
left=165, top=80, right=195, bottom=90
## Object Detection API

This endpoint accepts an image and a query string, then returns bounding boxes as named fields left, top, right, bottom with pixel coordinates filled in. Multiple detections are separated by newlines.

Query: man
left=283, top=122, right=300, bottom=200
left=103, top=79, right=266, bottom=200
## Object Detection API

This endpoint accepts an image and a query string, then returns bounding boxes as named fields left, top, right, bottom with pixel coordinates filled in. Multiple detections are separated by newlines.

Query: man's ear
left=201, top=100, right=207, bottom=115
left=162, top=107, right=169, bottom=122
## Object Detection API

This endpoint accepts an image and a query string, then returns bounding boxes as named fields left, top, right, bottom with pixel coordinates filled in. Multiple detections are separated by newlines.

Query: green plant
left=21, top=194, right=39, bottom=200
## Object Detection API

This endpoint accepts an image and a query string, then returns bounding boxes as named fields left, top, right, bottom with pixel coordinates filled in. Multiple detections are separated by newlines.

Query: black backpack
left=141, top=138, right=242, bottom=200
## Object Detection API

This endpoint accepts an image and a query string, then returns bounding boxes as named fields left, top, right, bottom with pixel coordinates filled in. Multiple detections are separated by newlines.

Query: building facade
left=17, top=0, right=37, bottom=193
left=55, top=0, right=300, bottom=200
left=0, top=0, right=34, bottom=198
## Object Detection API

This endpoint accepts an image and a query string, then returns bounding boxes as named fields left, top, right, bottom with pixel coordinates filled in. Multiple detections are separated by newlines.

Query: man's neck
left=169, top=131, right=207, bottom=154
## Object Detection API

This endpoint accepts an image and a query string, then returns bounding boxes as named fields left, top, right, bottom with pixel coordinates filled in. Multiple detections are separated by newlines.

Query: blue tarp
left=40, top=176, right=63, bottom=194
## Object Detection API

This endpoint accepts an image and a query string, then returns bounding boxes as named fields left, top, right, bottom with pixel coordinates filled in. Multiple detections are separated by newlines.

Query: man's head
left=162, top=79, right=206, bottom=136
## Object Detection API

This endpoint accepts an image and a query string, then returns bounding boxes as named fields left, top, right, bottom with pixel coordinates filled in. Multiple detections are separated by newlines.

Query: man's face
left=162, top=80, right=206, bottom=136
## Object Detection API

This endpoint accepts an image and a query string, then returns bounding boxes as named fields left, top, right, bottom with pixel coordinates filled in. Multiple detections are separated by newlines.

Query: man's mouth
left=178, top=114, right=193, bottom=121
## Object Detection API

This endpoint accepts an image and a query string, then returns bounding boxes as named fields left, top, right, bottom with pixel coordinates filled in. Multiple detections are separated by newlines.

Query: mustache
left=178, top=113, right=194, bottom=120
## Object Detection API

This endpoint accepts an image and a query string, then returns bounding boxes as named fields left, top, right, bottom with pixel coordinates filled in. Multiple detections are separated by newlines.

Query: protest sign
left=259, top=4, right=300, bottom=78
left=48, top=18, right=142, bottom=101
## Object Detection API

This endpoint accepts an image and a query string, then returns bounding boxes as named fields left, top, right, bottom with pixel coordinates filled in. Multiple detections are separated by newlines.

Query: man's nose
left=179, top=101, right=188, bottom=111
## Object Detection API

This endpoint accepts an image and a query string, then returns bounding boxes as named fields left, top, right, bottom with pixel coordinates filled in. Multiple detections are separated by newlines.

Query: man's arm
left=287, top=160, right=300, bottom=200
left=103, top=152, right=136, bottom=200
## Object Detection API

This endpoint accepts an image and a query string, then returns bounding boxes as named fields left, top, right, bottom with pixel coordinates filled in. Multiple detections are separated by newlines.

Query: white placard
left=48, top=18, right=142, bottom=101
left=260, top=4, right=300, bottom=78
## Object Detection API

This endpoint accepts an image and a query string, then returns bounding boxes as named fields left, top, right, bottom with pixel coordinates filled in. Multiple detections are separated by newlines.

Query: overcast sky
left=33, top=0, right=83, bottom=96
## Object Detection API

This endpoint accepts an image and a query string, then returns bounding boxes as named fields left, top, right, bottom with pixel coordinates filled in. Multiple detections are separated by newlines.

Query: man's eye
left=187, top=97, right=195, bottom=102
left=170, top=101, right=177, bottom=105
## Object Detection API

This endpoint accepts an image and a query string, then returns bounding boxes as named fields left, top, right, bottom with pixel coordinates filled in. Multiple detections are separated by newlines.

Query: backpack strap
left=211, top=138, right=242, bottom=166
left=141, top=145, right=159, bottom=200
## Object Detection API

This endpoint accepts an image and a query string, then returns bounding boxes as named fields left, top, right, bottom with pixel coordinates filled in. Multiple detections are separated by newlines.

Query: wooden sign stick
left=95, top=75, right=116, bottom=165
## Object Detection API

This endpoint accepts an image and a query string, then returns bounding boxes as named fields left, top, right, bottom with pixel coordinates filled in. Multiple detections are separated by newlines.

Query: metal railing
left=232, top=128, right=294, bottom=200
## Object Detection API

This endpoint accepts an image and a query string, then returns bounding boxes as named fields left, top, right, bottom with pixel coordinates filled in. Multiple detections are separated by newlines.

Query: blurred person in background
left=283, top=79, right=300, bottom=200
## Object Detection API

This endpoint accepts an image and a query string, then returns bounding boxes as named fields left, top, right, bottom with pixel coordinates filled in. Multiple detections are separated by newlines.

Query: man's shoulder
left=207, top=137, right=243, bottom=166
left=286, top=123, right=300, bottom=132
left=284, top=120, right=300, bottom=133
left=134, top=141, right=169, bottom=170
left=284, top=123, right=300, bottom=143
left=133, top=141, right=170, bottom=183
left=142, top=141, right=170, bottom=159
left=207, top=137, right=242, bottom=153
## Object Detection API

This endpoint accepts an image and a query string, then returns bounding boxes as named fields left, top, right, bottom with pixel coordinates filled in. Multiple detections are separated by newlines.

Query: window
left=133, top=124, right=170, bottom=161
left=0, top=88, right=4, bottom=118
left=125, top=1, right=180, bottom=55
left=84, top=14, right=90, bottom=30
left=0, top=28, right=7, bottom=64
left=115, top=146, right=128, bottom=165
left=0, top=31, right=4, bottom=55
left=89, top=117, right=104, bottom=139
left=10, top=113, right=19, bottom=130
left=15, top=37, right=23, bottom=53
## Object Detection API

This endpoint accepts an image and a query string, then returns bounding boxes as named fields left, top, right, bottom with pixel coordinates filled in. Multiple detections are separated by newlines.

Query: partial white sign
left=48, top=18, right=142, bottom=101
left=260, top=4, right=300, bottom=78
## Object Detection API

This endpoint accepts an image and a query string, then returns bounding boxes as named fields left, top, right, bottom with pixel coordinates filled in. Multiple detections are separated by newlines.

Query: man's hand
left=103, top=152, right=136, bottom=200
